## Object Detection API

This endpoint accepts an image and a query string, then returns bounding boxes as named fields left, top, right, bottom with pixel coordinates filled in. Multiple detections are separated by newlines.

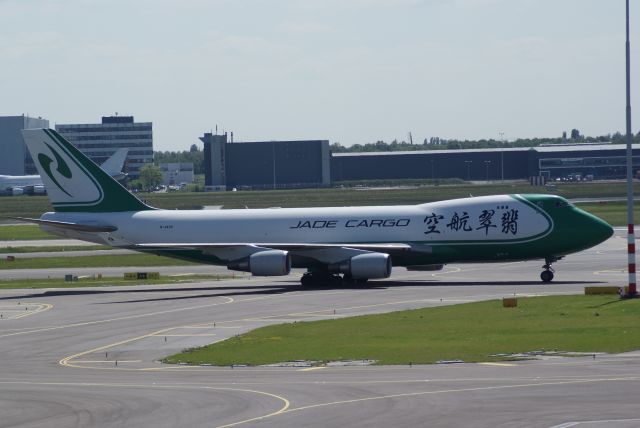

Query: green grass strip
left=164, top=295, right=640, bottom=366
left=0, top=274, right=236, bottom=289
left=0, top=253, right=198, bottom=270
left=0, top=245, right=109, bottom=254
left=0, top=225, right=57, bottom=240
left=576, top=201, right=640, bottom=227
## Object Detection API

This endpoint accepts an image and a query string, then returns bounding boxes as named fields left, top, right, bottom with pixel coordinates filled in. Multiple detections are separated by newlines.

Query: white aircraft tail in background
left=99, top=148, right=128, bottom=181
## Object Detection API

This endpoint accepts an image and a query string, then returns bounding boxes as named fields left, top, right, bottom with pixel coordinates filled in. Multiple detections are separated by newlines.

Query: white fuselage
left=41, top=195, right=551, bottom=247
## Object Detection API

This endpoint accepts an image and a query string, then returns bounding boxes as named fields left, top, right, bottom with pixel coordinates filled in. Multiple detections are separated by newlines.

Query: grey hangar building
left=200, top=136, right=640, bottom=189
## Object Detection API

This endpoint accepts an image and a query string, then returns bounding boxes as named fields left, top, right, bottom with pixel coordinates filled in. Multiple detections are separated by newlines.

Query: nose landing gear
left=541, top=256, right=559, bottom=283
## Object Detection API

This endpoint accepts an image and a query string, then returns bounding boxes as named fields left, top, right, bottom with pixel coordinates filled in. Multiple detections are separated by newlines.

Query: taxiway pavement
left=0, top=232, right=637, bottom=427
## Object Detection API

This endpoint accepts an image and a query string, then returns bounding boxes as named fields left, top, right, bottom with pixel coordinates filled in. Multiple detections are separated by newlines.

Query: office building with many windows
left=56, top=116, right=153, bottom=179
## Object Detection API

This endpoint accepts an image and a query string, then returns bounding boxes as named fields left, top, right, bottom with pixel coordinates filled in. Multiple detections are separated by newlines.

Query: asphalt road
left=0, top=232, right=637, bottom=427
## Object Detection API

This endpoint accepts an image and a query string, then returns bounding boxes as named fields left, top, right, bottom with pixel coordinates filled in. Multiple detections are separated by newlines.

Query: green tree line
left=329, top=131, right=638, bottom=153
left=151, top=131, right=638, bottom=163
left=154, top=144, right=204, bottom=174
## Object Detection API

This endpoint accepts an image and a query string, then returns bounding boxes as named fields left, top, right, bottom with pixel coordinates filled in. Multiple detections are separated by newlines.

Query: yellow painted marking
left=0, top=380, right=289, bottom=428
left=60, top=326, right=178, bottom=369
left=298, top=366, right=327, bottom=372
left=0, top=297, right=233, bottom=339
left=220, top=376, right=640, bottom=427
left=0, top=303, right=53, bottom=320
left=479, top=362, right=517, bottom=367
left=214, top=391, right=290, bottom=428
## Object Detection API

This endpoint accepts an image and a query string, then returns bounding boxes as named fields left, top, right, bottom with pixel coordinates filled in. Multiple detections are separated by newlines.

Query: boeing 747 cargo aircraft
left=18, top=129, right=613, bottom=285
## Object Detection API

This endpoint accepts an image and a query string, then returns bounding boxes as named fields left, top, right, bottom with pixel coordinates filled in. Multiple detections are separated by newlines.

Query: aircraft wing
left=135, top=242, right=412, bottom=252
left=134, top=242, right=424, bottom=265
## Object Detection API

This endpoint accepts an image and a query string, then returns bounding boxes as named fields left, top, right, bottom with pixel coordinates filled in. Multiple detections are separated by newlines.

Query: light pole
left=624, top=0, right=637, bottom=297
left=272, top=141, right=276, bottom=190
left=465, top=160, right=472, bottom=181
left=484, top=160, right=491, bottom=181
left=499, top=132, right=505, bottom=182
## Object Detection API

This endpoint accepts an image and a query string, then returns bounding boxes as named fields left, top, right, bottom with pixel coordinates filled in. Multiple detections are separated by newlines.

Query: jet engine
left=332, top=253, right=392, bottom=279
left=32, top=185, right=46, bottom=195
left=227, top=249, right=291, bottom=276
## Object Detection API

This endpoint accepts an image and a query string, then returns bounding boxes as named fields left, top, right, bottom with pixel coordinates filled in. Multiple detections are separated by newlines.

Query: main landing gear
left=301, top=271, right=342, bottom=287
left=540, top=256, right=559, bottom=283
left=300, top=271, right=369, bottom=287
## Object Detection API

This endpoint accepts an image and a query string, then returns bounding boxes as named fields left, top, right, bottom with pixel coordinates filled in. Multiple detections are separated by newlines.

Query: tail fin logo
left=38, top=143, right=73, bottom=197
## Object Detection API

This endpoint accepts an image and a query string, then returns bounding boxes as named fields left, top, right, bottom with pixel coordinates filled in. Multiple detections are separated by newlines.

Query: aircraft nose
left=588, top=214, right=614, bottom=244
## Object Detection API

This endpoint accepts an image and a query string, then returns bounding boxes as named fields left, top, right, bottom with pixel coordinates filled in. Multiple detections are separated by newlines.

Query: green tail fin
left=21, top=128, right=153, bottom=213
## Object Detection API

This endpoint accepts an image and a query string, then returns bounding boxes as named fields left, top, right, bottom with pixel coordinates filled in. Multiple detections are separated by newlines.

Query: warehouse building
left=332, top=148, right=528, bottom=182
left=200, top=132, right=331, bottom=190
left=199, top=132, right=640, bottom=189
left=332, top=143, right=640, bottom=182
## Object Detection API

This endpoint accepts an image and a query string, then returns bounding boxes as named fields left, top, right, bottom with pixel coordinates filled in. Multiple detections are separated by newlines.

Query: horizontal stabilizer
left=9, top=217, right=118, bottom=233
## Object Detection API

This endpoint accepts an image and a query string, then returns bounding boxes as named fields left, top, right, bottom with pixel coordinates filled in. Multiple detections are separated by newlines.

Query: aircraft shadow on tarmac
left=0, top=279, right=607, bottom=304
left=0, top=285, right=292, bottom=303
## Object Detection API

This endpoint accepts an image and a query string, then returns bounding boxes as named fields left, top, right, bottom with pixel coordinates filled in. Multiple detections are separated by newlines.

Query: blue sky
left=1, top=0, right=638, bottom=150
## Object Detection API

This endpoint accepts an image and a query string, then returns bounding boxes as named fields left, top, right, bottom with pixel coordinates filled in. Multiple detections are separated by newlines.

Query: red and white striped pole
left=625, top=0, right=637, bottom=297
left=628, top=225, right=637, bottom=295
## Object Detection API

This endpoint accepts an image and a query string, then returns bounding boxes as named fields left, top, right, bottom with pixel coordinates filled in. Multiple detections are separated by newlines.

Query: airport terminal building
left=56, top=116, right=153, bottom=180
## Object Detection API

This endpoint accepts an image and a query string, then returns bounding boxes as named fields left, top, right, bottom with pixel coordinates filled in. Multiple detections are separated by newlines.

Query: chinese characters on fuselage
left=424, top=208, right=519, bottom=236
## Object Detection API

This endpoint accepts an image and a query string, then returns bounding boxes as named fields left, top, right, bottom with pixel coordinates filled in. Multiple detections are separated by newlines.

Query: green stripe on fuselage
left=407, top=194, right=612, bottom=265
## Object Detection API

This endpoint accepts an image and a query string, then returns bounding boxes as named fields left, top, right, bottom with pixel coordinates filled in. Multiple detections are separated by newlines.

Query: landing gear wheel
left=300, top=272, right=343, bottom=287
left=343, top=274, right=368, bottom=285
left=540, top=256, right=558, bottom=283
left=301, top=273, right=314, bottom=287
left=540, top=270, right=554, bottom=283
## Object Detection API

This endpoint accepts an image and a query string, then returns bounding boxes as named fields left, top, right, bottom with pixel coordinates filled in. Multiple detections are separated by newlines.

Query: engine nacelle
left=32, top=185, right=46, bottom=195
left=11, top=187, right=24, bottom=196
left=227, top=250, right=291, bottom=276
left=333, top=253, right=392, bottom=279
